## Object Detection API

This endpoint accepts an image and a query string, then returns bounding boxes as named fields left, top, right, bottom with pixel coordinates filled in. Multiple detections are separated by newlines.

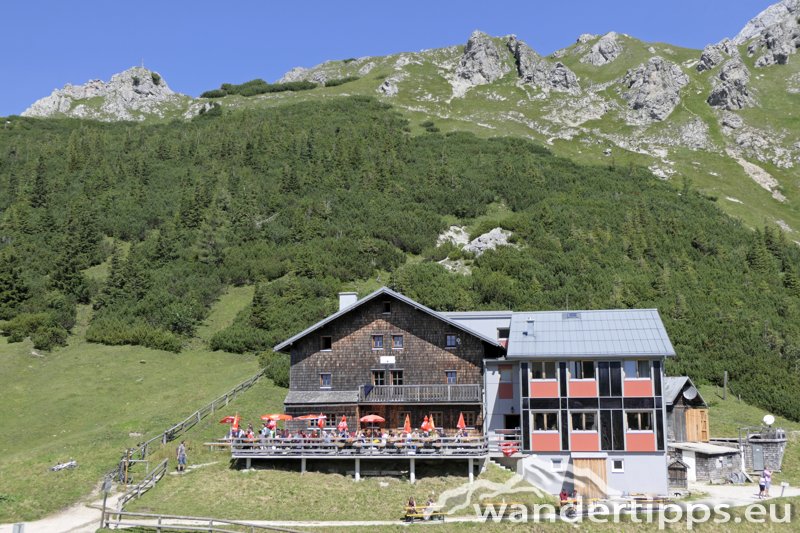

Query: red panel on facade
left=531, top=433, right=561, bottom=452
left=530, top=381, right=559, bottom=398
left=570, top=432, right=600, bottom=452
left=568, top=380, right=598, bottom=397
left=626, top=432, right=656, bottom=452
left=623, top=379, right=653, bottom=397
left=498, top=383, right=514, bottom=399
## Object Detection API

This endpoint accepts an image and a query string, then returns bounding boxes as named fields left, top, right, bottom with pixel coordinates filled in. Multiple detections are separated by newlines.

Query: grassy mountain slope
left=3, top=98, right=800, bottom=424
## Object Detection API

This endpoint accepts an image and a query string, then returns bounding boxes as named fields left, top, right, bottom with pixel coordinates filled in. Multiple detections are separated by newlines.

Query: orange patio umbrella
left=456, top=412, right=467, bottom=430
left=260, top=413, right=293, bottom=422
left=428, top=413, right=436, bottom=432
left=403, top=414, right=412, bottom=433
left=359, top=414, right=386, bottom=424
left=421, top=415, right=431, bottom=432
left=338, top=415, right=348, bottom=432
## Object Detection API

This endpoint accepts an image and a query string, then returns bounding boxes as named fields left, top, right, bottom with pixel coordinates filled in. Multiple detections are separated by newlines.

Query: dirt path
left=689, top=481, right=800, bottom=507
left=0, top=492, right=123, bottom=533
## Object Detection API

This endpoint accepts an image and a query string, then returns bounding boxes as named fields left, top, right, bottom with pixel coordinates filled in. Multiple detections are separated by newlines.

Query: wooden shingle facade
left=275, top=288, right=504, bottom=431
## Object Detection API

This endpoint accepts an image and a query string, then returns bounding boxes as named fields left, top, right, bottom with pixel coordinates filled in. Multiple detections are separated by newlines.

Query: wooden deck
left=230, top=436, right=488, bottom=459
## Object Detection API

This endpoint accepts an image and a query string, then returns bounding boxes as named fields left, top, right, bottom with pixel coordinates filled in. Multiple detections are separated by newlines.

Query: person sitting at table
left=407, top=496, right=417, bottom=516
left=424, top=496, right=435, bottom=520
left=323, top=430, right=332, bottom=444
left=559, top=489, right=569, bottom=505
left=380, top=430, right=389, bottom=445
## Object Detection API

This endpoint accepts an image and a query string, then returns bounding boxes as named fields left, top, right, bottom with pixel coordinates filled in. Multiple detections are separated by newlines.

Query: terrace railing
left=358, top=384, right=481, bottom=403
left=230, top=435, right=488, bottom=458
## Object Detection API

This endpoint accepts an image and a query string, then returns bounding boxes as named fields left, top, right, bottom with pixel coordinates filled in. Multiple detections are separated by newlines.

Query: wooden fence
left=109, top=368, right=266, bottom=483
left=116, top=459, right=168, bottom=509
left=103, top=509, right=301, bottom=532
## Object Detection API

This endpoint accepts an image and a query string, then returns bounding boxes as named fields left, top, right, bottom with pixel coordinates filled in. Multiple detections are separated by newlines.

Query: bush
left=209, top=323, right=272, bottom=353
left=31, top=326, right=68, bottom=351
left=259, top=351, right=290, bottom=387
left=325, top=76, right=360, bottom=87
left=151, top=72, right=161, bottom=85
left=200, top=89, right=227, bottom=99
left=199, top=80, right=318, bottom=99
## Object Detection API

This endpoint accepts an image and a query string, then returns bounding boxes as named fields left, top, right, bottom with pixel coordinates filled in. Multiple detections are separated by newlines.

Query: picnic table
left=404, top=505, right=445, bottom=522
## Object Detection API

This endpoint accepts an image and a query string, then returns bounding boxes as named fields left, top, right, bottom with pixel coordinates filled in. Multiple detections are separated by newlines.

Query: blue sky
left=0, top=0, right=777, bottom=116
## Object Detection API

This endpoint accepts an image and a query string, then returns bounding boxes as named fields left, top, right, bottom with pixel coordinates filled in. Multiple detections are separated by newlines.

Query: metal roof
left=273, top=286, right=503, bottom=352
left=505, top=309, right=676, bottom=358
left=670, top=442, right=739, bottom=456
left=284, top=390, right=359, bottom=405
left=663, top=376, right=706, bottom=406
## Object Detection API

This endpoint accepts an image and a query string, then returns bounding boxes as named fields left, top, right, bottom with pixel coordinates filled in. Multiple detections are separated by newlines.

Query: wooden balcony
left=358, top=384, right=481, bottom=404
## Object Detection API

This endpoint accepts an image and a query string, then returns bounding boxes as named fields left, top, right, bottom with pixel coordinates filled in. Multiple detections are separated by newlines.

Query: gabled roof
left=273, top=286, right=503, bottom=352
left=506, top=308, right=676, bottom=358
left=663, top=376, right=706, bottom=407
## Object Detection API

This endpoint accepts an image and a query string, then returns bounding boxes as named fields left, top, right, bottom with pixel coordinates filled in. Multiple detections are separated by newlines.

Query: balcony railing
left=358, top=384, right=481, bottom=403
left=230, top=436, right=488, bottom=458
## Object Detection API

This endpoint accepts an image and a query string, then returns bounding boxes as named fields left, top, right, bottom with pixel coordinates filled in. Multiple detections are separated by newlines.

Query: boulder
left=463, top=228, right=513, bottom=257
left=580, top=32, right=623, bottom=66
left=506, top=36, right=580, bottom=94
left=707, top=58, right=755, bottom=110
left=456, top=30, right=512, bottom=87
left=621, top=57, right=689, bottom=122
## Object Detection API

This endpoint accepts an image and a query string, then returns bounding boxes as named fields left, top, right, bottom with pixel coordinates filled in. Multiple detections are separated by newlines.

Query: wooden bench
left=404, top=506, right=445, bottom=522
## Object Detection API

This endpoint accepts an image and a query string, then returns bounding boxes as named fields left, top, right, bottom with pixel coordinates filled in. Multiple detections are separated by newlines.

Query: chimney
left=338, top=292, right=358, bottom=311
left=524, top=317, right=535, bottom=336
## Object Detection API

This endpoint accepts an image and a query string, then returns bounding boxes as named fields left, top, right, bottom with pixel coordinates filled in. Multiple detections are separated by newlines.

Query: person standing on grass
left=758, top=470, right=767, bottom=499
left=177, top=440, right=187, bottom=472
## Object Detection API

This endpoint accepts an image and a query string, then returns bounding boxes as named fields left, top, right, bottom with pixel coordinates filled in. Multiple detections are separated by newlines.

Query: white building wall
left=484, top=360, right=520, bottom=434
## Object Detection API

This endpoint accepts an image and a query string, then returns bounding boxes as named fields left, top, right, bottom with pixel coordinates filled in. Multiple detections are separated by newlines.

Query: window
left=626, top=411, right=653, bottom=431
left=569, top=361, right=595, bottom=379
left=392, top=335, right=404, bottom=349
left=446, top=334, right=459, bottom=348
left=462, top=411, right=477, bottom=427
left=531, top=361, right=557, bottom=380
left=324, top=413, right=337, bottom=427
left=372, top=370, right=386, bottom=386
left=372, top=335, right=384, bottom=349
left=382, top=301, right=392, bottom=314
left=624, top=360, right=651, bottom=378
left=391, top=369, right=404, bottom=386
left=445, top=370, right=457, bottom=384
left=319, top=373, right=332, bottom=388
left=571, top=412, right=597, bottom=431
left=551, top=458, right=564, bottom=472
left=497, top=327, right=510, bottom=340
left=533, top=412, right=559, bottom=431
left=612, top=459, right=624, bottom=473
left=320, top=336, right=332, bottom=351
left=499, top=365, right=513, bottom=383
left=398, top=411, right=411, bottom=428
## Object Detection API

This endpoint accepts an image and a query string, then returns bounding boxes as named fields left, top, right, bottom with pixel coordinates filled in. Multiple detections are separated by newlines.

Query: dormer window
left=320, top=336, right=332, bottom=351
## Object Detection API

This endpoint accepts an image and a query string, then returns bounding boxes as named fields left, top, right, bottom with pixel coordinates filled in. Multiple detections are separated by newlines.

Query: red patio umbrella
left=421, top=415, right=431, bottom=432
left=295, top=414, right=325, bottom=420
left=220, top=414, right=241, bottom=430
left=338, top=415, right=348, bottom=432
left=317, top=417, right=326, bottom=430
left=359, top=414, right=386, bottom=424
left=428, top=413, right=436, bottom=433
left=260, top=413, right=293, bottom=422
left=456, top=412, right=466, bottom=430
left=403, top=414, right=412, bottom=434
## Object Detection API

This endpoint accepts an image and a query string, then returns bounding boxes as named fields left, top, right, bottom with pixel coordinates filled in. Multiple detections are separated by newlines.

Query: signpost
left=99, top=477, right=112, bottom=529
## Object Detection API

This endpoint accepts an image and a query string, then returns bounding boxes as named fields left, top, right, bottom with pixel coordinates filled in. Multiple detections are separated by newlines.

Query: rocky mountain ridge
left=17, top=1, right=800, bottom=236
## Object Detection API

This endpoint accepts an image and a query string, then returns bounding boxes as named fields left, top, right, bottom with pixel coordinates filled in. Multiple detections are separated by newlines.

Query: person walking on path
left=176, top=440, right=187, bottom=473
left=763, top=467, right=772, bottom=497
left=758, top=470, right=767, bottom=499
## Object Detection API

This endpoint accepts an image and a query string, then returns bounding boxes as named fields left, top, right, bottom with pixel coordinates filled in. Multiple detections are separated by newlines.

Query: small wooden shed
left=668, top=459, right=689, bottom=490
left=664, top=376, right=709, bottom=443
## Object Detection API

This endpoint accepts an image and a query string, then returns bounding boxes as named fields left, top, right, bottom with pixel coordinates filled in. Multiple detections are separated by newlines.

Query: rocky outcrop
left=621, top=57, right=689, bottom=122
left=437, top=226, right=470, bottom=247
left=378, top=79, right=399, bottom=97
left=697, top=39, right=738, bottom=72
left=580, top=32, right=623, bottom=66
left=733, top=0, right=800, bottom=67
left=463, top=228, right=513, bottom=256
left=507, top=37, right=580, bottom=94
left=707, top=58, right=755, bottom=110
left=22, top=67, right=185, bottom=121
left=455, top=30, right=512, bottom=87
left=733, top=0, right=799, bottom=44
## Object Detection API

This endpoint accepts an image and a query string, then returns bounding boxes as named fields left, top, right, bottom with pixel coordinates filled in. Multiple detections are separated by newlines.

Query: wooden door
left=685, top=409, right=709, bottom=442
left=572, top=458, right=607, bottom=499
